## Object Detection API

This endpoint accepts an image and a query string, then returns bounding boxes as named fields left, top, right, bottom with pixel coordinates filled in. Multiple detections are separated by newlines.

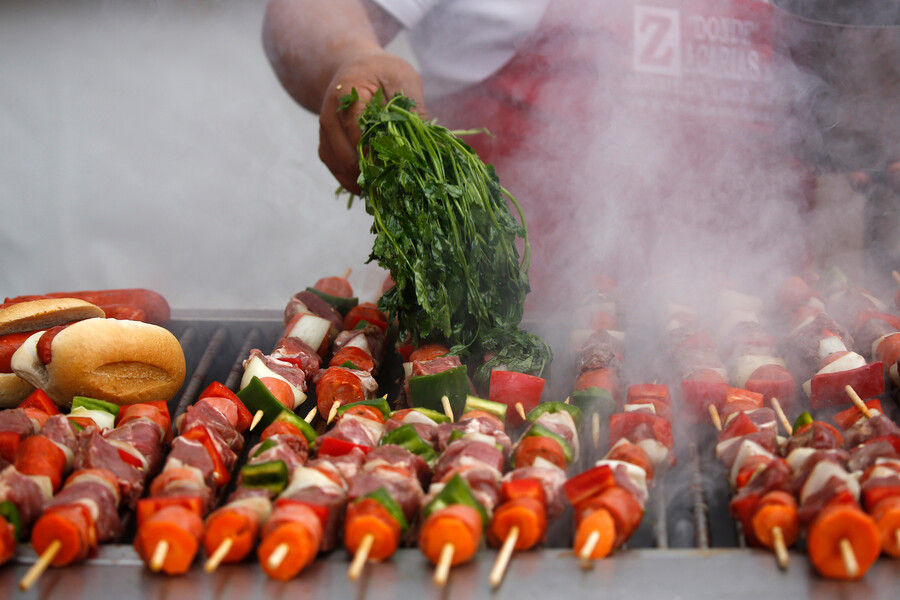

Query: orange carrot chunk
left=807, top=503, right=881, bottom=580
left=573, top=508, right=616, bottom=560
left=31, top=505, right=95, bottom=567
left=344, top=499, right=401, bottom=562
left=488, top=498, right=547, bottom=551
left=134, top=506, right=204, bottom=575
left=418, top=505, right=482, bottom=567
left=204, top=506, right=260, bottom=564
left=257, top=522, right=320, bottom=581
left=752, top=493, right=800, bottom=549
left=870, top=496, right=900, bottom=557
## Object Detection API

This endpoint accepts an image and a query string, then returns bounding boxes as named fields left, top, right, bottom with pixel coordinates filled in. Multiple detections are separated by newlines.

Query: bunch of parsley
left=341, top=90, right=551, bottom=385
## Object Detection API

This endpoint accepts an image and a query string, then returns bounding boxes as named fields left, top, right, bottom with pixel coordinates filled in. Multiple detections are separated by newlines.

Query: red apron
left=428, top=0, right=811, bottom=314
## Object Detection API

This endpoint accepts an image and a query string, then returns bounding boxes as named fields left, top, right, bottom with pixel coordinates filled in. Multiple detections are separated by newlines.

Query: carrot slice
left=871, top=496, right=900, bottom=557
left=418, top=505, right=482, bottom=567
left=573, top=508, right=616, bottom=559
left=807, top=503, right=881, bottom=580
left=134, top=506, right=203, bottom=575
left=344, top=513, right=399, bottom=562
left=204, top=507, right=260, bottom=564
left=258, top=521, right=319, bottom=581
left=752, top=501, right=800, bottom=549
left=488, top=498, right=547, bottom=551
left=31, top=506, right=93, bottom=566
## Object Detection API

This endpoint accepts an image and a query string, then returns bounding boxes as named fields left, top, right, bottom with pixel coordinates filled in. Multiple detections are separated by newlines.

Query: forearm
left=262, top=0, right=386, bottom=113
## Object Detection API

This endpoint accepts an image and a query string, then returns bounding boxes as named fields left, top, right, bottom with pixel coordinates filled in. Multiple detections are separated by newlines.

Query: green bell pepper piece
left=423, top=473, right=489, bottom=528
left=571, top=388, right=616, bottom=423
left=305, top=286, right=359, bottom=316
left=381, top=424, right=438, bottom=465
left=71, top=396, right=120, bottom=418
left=407, top=365, right=469, bottom=419
left=359, top=487, right=409, bottom=534
left=793, top=411, right=814, bottom=432
left=240, top=460, right=289, bottom=495
left=336, top=396, right=391, bottom=419
left=0, top=501, right=22, bottom=540
left=271, top=409, right=318, bottom=446
left=526, top=401, right=582, bottom=426
left=251, top=438, right=277, bottom=459
left=237, top=376, right=290, bottom=431
left=463, top=395, right=507, bottom=421
left=524, top=423, right=574, bottom=463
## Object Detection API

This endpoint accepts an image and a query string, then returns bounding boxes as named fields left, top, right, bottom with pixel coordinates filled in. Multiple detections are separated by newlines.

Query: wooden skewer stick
left=844, top=385, right=872, bottom=419
left=441, top=396, right=454, bottom=422
left=515, top=403, right=527, bottom=421
left=708, top=404, right=722, bottom=432
left=204, top=537, right=234, bottom=573
left=488, top=526, right=519, bottom=588
left=304, top=406, right=317, bottom=423
left=348, top=533, right=374, bottom=581
left=267, top=542, right=289, bottom=571
left=895, top=529, right=900, bottom=551
left=564, top=396, right=570, bottom=405
left=770, top=397, right=792, bottom=436
left=579, top=530, right=600, bottom=570
left=839, top=538, right=859, bottom=578
left=249, top=410, right=264, bottom=432
left=771, top=526, right=789, bottom=570
left=327, top=401, right=340, bottom=425
left=18, top=539, right=61, bottom=591
left=343, top=268, right=353, bottom=279
left=150, top=540, right=169, bottom=572
left=892, top=270, right=900, bottom=286
left=592, top=412, right=600, bottom=450
left=433, top=543, right=454, bottom=586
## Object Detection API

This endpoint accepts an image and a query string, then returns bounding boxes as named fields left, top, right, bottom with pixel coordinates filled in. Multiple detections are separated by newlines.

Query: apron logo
left=633, top=6, right=682, bottom=77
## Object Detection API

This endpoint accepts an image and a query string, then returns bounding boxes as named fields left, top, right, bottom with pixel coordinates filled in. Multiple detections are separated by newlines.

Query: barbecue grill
left=2, top=310, right=897, bottom=600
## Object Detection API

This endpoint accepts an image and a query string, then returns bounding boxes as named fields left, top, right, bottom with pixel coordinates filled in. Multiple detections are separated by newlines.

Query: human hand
left=318, top=51, right=426, bottom=194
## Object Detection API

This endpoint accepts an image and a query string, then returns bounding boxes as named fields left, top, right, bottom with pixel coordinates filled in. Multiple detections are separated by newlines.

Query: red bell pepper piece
left=681, top=370, right=728, bottom=422
left=181, top=425, right=231, bottom=487
left=744, top=363, right=797, bottom=410
left=500, top=478, right=546, bottom=506
left=717, top=411, right=760, bottom=443
left=0, top=430, right=23, bottom=465
left=316, top=436, right=372, bottom=458
left=136, top=495, right=205, bottom=526
left=200, top=381, right=253, bottom=433
left=854, top=310, right=900, bottom=332
left=809, top=361, right=884, bottom=409
left=563, top=465, right=615, bottom=508
left=676, top=331, right=717, bottom=350
left=488, top=370, right=545, bottom=428
left=626, top=384, right=671, bottom=405
left=18, top=389, right=59, bottom=416
left=274, top=497, right=331, bottom=531
left=609, top=412, right=674, bottom=451
left=833, top=398, right=884, bottom=430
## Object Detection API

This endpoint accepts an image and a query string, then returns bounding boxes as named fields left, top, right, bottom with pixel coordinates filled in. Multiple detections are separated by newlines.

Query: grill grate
left=4, top=311, right=899, bottom=599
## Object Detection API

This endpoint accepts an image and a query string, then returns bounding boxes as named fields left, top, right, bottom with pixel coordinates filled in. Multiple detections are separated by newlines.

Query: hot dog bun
left=11, top=317, right=186, bottom=408
left=0, top=298, right=107, bottom=407
left=0, top=297, right=106, bottom=335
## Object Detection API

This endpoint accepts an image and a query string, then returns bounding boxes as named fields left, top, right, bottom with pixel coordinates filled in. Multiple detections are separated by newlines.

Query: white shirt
left=371, top=0, right=549, bottom=98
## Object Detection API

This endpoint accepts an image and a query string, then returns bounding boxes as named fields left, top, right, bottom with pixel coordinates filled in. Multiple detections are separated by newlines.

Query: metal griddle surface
left=3, top=547, right=899, bottom=600
left=2, top=310, right=899, bottom=598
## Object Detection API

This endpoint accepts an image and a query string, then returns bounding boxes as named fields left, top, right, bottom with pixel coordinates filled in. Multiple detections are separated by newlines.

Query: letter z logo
left=633, top=6, right=682, bottom=76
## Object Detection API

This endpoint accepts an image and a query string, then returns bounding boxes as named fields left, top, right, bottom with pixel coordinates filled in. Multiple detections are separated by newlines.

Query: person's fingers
left=318, top=122, right=361, bottom=194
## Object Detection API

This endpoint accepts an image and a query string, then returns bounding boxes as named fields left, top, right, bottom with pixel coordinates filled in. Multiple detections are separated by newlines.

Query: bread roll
left=0, top=298, right=106, bottom=335
left=11, top=317, right=186, bottom=408
left=0, top=297, right=107, bottom=407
